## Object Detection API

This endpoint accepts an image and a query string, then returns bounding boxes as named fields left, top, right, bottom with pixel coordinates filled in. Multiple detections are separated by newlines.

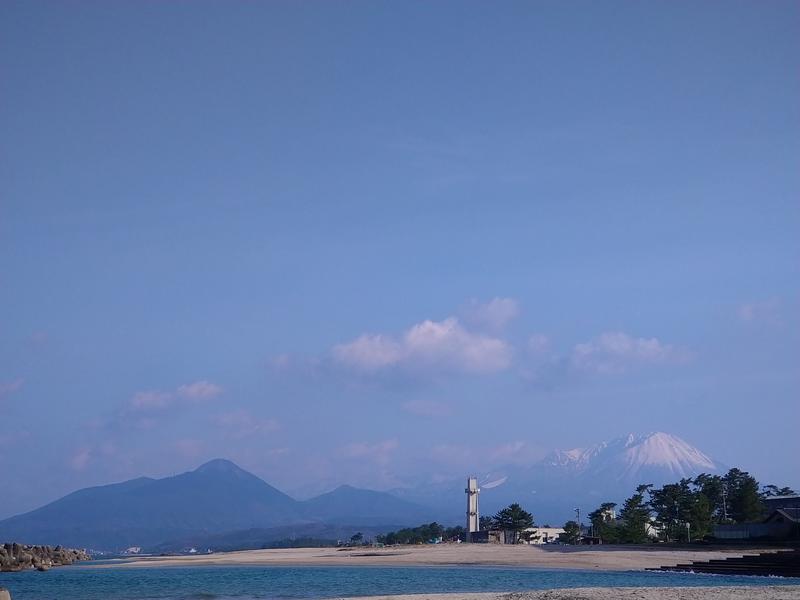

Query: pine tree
left=725, top=469, right=763, bottom=523
left=690, top=492, right=713, bottom=539
left=762, top=485, right=797, bottom=498
left=588, top=502, right=619, bottom=543
left=492, top=503, right=534, bottom=543
left=618, top=484, right=652, bottom=543
left=560, top=520, right=581, bottom=544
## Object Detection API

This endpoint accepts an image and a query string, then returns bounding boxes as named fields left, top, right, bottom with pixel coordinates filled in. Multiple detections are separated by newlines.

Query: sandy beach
left=114, top=543, right=781, bottom=571
left=338, top=588, right=800, bottom=600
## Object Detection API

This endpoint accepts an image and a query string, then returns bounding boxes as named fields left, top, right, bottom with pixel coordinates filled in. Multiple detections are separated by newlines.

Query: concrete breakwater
left=0, top=542, right=90, bottom=572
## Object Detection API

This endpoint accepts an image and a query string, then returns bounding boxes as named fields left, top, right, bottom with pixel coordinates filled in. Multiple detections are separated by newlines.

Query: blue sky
left=1, top=0, right=798, bottom=518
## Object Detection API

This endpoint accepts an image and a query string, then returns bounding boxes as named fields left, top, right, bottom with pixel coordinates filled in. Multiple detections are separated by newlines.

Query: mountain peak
left=541, top=431, right=720, bottom=482
left=621, top=431, right=717, bottom=472
left=194, top=458, right=247, bottom=475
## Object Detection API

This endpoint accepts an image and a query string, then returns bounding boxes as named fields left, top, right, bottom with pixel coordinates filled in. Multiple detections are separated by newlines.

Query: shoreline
left=97, top=544, right=787, bottom=572
left=336, top=588, right=800, bottom=600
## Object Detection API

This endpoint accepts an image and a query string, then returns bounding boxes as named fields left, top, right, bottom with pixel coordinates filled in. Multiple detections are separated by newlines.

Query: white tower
left=465, top=477, right=479, bottom=542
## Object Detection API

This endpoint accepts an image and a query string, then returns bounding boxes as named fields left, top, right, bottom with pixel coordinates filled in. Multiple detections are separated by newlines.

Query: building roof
left=763, top=509, right=800, bottom=524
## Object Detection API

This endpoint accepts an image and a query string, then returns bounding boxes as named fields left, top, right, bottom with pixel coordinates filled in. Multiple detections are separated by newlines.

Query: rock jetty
left=0, top=542, right=90, bottom=572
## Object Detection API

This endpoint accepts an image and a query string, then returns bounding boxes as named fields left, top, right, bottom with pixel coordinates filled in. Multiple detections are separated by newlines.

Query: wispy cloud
left=333, top=317, right=512, bottom=375
left=130, top=390, right=174, bottom=411
left=340, top=439, right=398, bottom=466
left=428, top=440, right=545, bottom=470
left=528, top=334, right=551, bottom=355
left=177, top=381, right=223, bottom=400
left=737, top=298, right=782, bottom=324
left=488, top=440, right=543, bottom=465
left=461, top=297, right=520, bottom=332
left=214, top=409, right=280, bottom=438
left=69, top=447, right=92, bottom=471
left=570, top=332, right=685, bottom=374
left=128, top=380, right=223, bottom=413
left=174, top=439, right=204, bottom=459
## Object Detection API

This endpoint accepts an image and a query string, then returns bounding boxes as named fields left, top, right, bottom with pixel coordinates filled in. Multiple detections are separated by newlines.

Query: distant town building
left=764, top=495, right=800, bottom=519
left=522, top=526, right=565, bottom=544
left=599, top=506, right=616, bottom=522
left=714, top=507, right=800, bottom=541
left=469, top=529, right=515, bottom=544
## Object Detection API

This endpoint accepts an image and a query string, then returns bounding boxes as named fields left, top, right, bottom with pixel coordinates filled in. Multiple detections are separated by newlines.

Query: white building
left=522, top=526, right=565, bottom=544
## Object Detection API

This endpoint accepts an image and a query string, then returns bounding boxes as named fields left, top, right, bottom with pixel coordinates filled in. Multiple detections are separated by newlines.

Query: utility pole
left=722, top=485, right=729, bottom=522
left=674, top=500, right=679, bottom=542
left=575, top=507, right=581, bottom=542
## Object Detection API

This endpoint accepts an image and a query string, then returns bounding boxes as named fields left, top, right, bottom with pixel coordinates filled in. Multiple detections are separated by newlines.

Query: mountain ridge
left=0, top=432, right=725, bottom=550
left=0, top=460, right=431, bottom=551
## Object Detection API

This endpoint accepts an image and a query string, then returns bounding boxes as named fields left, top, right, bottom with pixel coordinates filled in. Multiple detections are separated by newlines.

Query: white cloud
left=177, top=380, right=223, bottom=400
left=571, top=332, right=683, bottom=374
left=333, top=317, right=512, bottom=375
left=332, top=334, right=403, bottom=371
left=461, top=297, right=520, bottom=332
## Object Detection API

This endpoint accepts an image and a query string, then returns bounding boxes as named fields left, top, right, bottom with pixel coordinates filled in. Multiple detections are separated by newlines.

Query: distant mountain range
left=0, top=432, right=724, bottom=551
left=0, top=459, right=428, bottom=552
left=392, top=432, right=725, bottom=524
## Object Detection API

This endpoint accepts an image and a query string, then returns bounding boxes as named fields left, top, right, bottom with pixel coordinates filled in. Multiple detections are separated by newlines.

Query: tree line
left=375, top=522, right=465, bottom=545
left=376, top=503, right=536, bottom=545
left=374, top=468, right=794, bottom=546
left=587, top=468, right=795, bottom=543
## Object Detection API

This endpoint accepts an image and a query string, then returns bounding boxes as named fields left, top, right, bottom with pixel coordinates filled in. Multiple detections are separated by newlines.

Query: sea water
left=1, top=564, right=798, bottom=600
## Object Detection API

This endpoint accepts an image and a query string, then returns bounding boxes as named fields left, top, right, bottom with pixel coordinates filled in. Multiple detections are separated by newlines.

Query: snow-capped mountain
left=540, top=432, right=719, bottom=483
left=394, top=432, right=723, bottom=523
